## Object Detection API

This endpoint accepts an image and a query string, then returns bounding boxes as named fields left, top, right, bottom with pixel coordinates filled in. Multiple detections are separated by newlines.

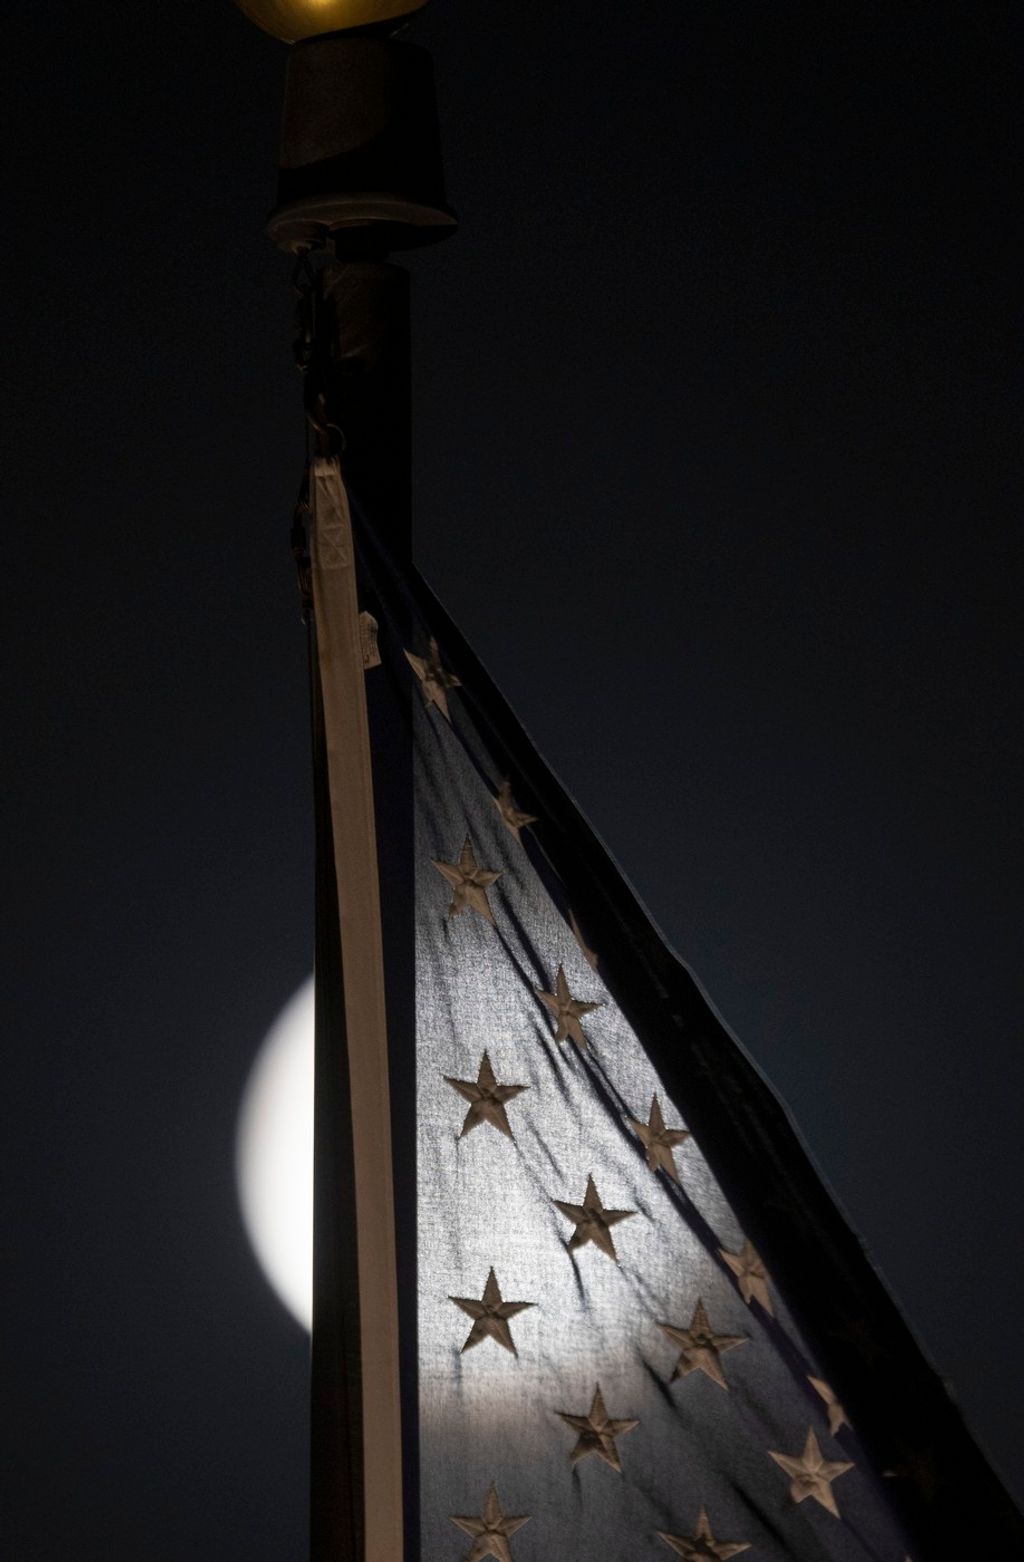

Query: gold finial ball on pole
left=234, top=0, right=428, bottom=44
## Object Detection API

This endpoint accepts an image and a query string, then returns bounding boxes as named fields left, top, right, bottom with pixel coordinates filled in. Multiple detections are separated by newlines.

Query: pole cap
left=233, top=0, right=428, bottom=44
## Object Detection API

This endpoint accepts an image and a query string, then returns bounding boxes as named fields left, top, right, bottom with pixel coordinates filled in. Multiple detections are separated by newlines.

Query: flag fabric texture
left=309, top=456, right=1022, bottom=1562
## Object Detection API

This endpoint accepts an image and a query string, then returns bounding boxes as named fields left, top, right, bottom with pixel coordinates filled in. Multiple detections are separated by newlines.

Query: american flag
left=307, top=455, right=1022, bottom=1561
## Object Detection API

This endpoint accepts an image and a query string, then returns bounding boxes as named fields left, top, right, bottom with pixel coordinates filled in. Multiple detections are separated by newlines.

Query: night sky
left=3, top=4, right=1021, bottom=1557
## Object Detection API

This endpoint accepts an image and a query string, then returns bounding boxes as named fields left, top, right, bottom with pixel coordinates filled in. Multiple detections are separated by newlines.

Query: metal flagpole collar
left=232, top=0, right=453, bottom=254
left=268, top=31, right=456, bottom=254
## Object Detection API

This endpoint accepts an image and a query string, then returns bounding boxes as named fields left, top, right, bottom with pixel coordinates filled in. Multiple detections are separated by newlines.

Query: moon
left=236, top=976, right=314, bottom=1331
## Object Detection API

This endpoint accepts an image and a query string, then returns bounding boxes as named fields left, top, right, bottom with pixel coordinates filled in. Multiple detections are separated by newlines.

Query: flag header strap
left=311, top=457, right=404, bottom=1561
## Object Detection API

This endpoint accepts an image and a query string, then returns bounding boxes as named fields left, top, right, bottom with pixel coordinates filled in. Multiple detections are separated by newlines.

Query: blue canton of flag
left=308, top=455, right=1024, bottom=1562
left=409, top=638, right=906, bottom=1562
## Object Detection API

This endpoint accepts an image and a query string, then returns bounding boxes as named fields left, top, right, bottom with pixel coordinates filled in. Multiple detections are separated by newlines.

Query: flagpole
left=231, top=10, right=1024, bottom=1558
left=233, top=7, right=455, bottom=1559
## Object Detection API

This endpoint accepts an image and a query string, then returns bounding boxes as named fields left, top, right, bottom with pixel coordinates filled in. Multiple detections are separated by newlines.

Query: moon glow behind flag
left=236, top=976, right=315, bottom=1331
